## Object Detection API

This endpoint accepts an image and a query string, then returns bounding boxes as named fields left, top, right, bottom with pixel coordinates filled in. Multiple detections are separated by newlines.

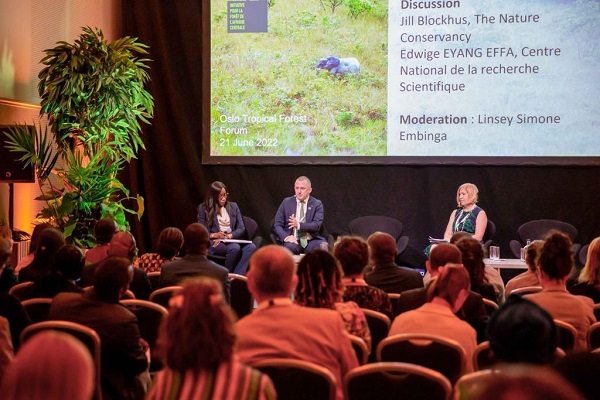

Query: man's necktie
left=299, top=201, right=307, bottom=248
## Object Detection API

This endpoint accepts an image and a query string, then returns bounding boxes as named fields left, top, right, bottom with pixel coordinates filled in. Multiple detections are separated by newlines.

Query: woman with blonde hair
left=147, top=277, right=275, bottom=400
left=570, top=237, right=600, bottom=303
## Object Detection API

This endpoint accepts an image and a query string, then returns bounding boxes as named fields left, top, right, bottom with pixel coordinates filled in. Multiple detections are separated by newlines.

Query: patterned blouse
left=334, top=301, right=372, bottom=351
left=451, top=206, right=483, bottom=235
left=342, top=278, right=393, bottom=319
left=136, top=253, right=173, bottom=273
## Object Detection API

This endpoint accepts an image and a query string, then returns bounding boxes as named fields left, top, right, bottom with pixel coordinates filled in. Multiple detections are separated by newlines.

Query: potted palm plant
left=3, top=26, right=153, bottom=247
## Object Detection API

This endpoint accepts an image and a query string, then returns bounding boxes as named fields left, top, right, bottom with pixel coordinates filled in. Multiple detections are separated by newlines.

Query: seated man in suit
left=396, top=243, right=488, bottom=342
left=49, top=256, right=149, bottom=400
left=236, top=245, right=358, bottom=400
left=160, top=223, right=230, bottom=303
left=365, top=232, right=424, bottom=294
left=272, top=176, right=326, bottom=254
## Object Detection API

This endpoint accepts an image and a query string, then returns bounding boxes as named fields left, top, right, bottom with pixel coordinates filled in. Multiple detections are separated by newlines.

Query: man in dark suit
left=159, top=223, right=230, bottom=303
left=272, top=176, right=326, bottom=254
left=49, top=256, right=149, bottom=400
left=396, top=243, right=488, bottom=342
left=365, top=232, right=424, bottom=293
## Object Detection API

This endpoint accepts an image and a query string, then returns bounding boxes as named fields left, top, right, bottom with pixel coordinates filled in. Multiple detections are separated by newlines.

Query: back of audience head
left=183, top=223, right=210, bottom=255
left=578, top=236, right=600, bottom=285
left=93, top=256, right=133, bottom=302
left=538, top=230, right=573, bottom=281
left=248, top=245, right=296, bottom=299
left=108, top=231, right=137, bottom=260
left=52, top=244, right=85, bottom=281
left=0, top=330, right=94, bottom=400
left=28, top=223, right=53, bottom=254
left=428, top=243, right=462, bottom=272
left=295, top=249, right=343, bottom=309
left=449, top=231, right=471, bottom=245
left=160, top=277, right=235, bottom=373
left=93, top=217, right=118, bottom=244
left=524, top=239, right=543, bottom=272
left=427, top=263, right=470, bottom=312
left=31, top=228, right=65, bottom=267
left=0, top=237, right=11, bottom=267
left=156, top=227, right=184, bottom=259
left=487, top=295, right=557, bottom=365
left=334, top=236, right=369, bottom=276
left=367, top=232, right=397, bottom=265
left=455, top=237, right=487, bottom=284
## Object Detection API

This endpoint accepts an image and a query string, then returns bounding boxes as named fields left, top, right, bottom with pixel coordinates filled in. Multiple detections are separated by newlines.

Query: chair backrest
left=554, top=319, right=578, bottom=353
left=8, top=281, right=34, bottom=300
left=517, top=219, right=578, bottom=243
left=473, top=341, right=494, bottom=371
left=344, top=362, right=452, bottom=400
left=149, top=286, right=182, bottom=309
left=377, top=333, right=466, bottom=384
left=454, top=369, right=501, bottom=399
left=387, top=293, right=401, bottom=318
left=121, top=299, right=168, bottom=372
left=147, top=271, right=161, bottom=290
left=349, top=334, right=369, bottom=365
left=228, top=273, right=253, bottom=318
left=587, top=321, right=600, bottom=351
left=482, top=298, right=499, bottom=318
left=509, top=286, right=543, bottom=296
left=253, top=358, right=336, bottom=400
left=242, top=216, right=263, bottom=248
left=579, top=244, right=590, bottom=266
left=21, top=297, right=53, bottom=323
left=482, top=220, right=496, bottom=249
left=348, top=216, right=408, bottom=254
left=361, top=308, right=391, bottom=363
left=21, top=320, right=102, bottom=400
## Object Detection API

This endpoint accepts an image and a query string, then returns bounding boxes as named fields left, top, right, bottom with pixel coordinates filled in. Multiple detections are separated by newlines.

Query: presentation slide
left=205, top=0, right=600, bottom=164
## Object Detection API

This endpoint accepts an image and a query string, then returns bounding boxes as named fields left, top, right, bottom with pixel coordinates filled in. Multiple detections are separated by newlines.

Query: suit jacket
left=197, top=201, right=246, bottom=238
left=49, top=291, right=148, bottom=400
left=236, top=299, right=358, bottom=400
left=80, top=263, right=153, bottom=300
left=159, top=254, right=230, bottom=303
left=364, top=262, right=424, bottom=294
left=273, top=195, right=324, bottom=242
left=396, top=285, right=488, bottom=343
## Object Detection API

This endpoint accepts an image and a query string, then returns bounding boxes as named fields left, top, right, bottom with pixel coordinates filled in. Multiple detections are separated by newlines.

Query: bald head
left=367, top=232, right=397, bottom=265
left=428, top=243, right=462, bottom=272
left=248, top=245, right=297, bottom=300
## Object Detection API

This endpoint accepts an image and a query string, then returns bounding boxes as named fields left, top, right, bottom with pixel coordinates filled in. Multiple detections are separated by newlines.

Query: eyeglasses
left=219, top=192, right=229, bottom=199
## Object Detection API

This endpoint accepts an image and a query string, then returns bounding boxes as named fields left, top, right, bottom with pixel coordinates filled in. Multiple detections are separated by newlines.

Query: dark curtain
left=121, top=1, right=600, bottom=262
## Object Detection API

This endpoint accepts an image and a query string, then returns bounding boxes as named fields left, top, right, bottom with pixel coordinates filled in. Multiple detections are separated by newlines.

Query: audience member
left=0, top=228, right=17, bottom=292
left=455, top=237, right=498, bottom=303
left=18, top=244, right=85, bottom=300
left=0, top=316, right=13, bottom=385
left=364, top=231, right=423, bottom=293
left=14, top=223, right=52, bottom=272
left=0, top=331, right=94, bottom=400
left=0, top=249, right=30, bottom=350
left=389, top=263, right=477, bottom=372
left=80, top=231, right=153, bottom=300
left=49, top=256, right=149, bottom=400
left=236, top=245, right=358, bottom=400
left=505, top=240, right=543, bottom=295
left=18, top=227, right=65, bottom=283
left=85, top=217, right=118, bottom=264
left=272, top=176, right=327, bottom=254
left=525, top=231, right=595, bottom=351
left=160, top=223, right=230, bottom=303
left=396, top=243, right=488, bottom=342
left=570, top=236, right=600, bottom=303
left=198, top=181, right=256, bottom=275
left=295, top=249, right=371, bottom=350
left=147, top=277, right=275, bottom=400
left=487, top=295, right=558, bottom=365
left=136, top=227, right=183, bottom=273
left=334, top=236, right=393, bottom=319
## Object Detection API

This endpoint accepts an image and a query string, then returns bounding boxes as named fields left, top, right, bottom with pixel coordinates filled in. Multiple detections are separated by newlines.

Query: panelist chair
left=348, top=216, right=410, bottom=257
left=509, top=219, right=580, bottom=259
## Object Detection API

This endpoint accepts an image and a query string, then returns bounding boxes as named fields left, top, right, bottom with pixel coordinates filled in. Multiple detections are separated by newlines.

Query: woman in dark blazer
left=197, top=181, right=256, bottom=275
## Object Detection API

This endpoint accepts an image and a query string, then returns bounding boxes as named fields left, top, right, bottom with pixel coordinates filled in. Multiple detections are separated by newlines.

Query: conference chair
left=377, top=333, right=467, bottom=385
left=21, top=320, right=102, bottom=400
left=454, top=369, right=501, bottom=399
left=554, top=319, right=578, bottom=353
left=8, top=281, right=34, bottom=300
left=121, top=299, right=168, bottom=372
left=349, top=334, right=369, bottom=366
left=344, top=362, right=452, bottom=400
left=473, top=340, right=565, bottom=371
left=208, top=215, right=264, bottom=266
left=147, top=271, right=161, bottom=290
left=228, top=273, right=253, bottom=318
left=253, top=358, right=336, bottom=400
left=482, top=220, right=496, bottom=251
left=149, top=286, right=182, bottom=309
left=509, top=286, right=543, bottom=296
left=587, top=322, right=600, bottom=351
left=509, top=219, right=580, bottom=259
left=579, top=244, right=589, bottom=266
left=347, top=215, right=410, bottom=256
left=482, top=298, right=499, bottom=318
left=362, top=308, right=391, bottom=363
left=20, top=297, right=53, bottom=323
left=387, top=292, right=401, bottom=318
